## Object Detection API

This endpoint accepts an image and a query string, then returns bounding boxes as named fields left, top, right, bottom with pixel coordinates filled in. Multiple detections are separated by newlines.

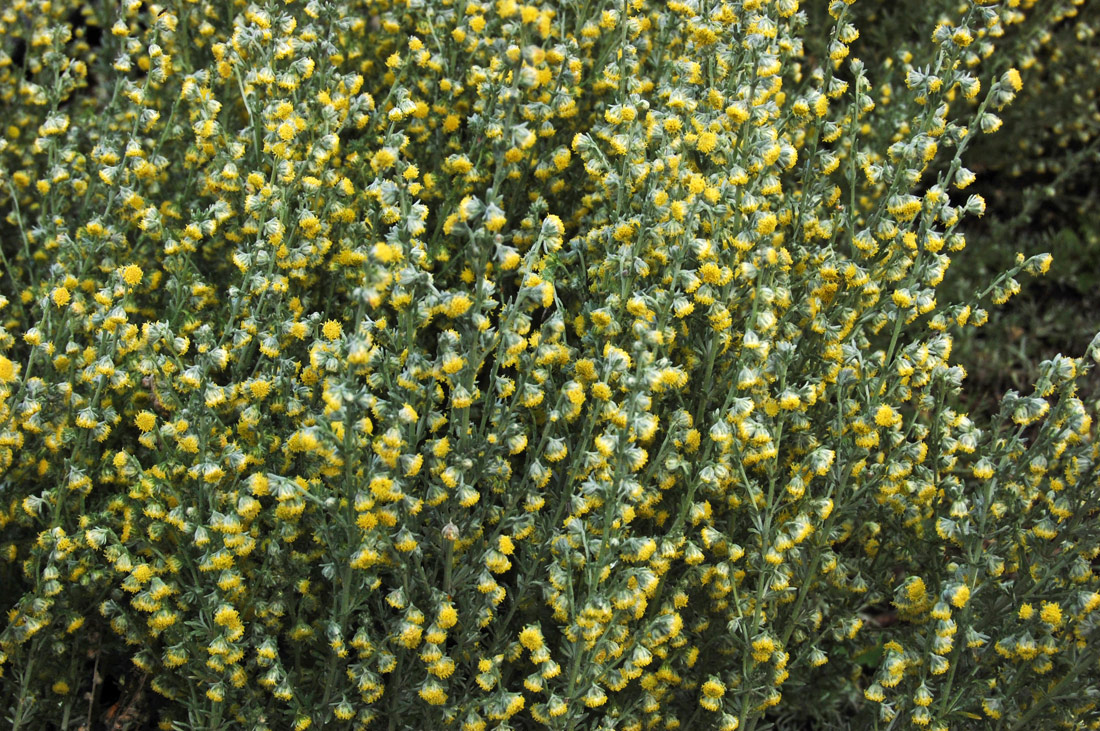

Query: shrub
left=939, top=2, right=1100, bottom=409
left=1, top=0, right=1098, bottom=729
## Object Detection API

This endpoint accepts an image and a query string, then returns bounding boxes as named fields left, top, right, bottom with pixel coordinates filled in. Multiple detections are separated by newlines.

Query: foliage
left=1, top=0, right=1098, bottom=730
left=900, top=0, right=1100, bottom=413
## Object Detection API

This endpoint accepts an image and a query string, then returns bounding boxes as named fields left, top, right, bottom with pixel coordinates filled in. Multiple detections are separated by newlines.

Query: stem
left=10, top=650, right=36, bottom=731
left=4, top=180, right=35, bottom=278
left=1007, top=648, right=1096, bottom=731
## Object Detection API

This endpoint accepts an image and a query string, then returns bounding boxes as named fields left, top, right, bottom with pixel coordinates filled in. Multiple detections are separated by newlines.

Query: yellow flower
left=249, top=473, right=270, bottom=496
left=447, top=294, right=472, bottom=317
left=583, top=685, right=607, bottom=708
left=778, top=391, right=801, bottom=410
left=519, top=625, right=544, bottom=651
left=418, top=683, right=448, bottom=705
left=120, top=264, right=143, bottom=286
left=485, top=551, right=511, bottom=574
left=442, top=354, right=465, bottom=374
left=214, top=605, right=241, bottom=627
left=874, top=404, right=900, bottom=428
left=751, top=636, right=776, bottom=662
left=322, top=320, right=342, bottom=340
left=430, top=657, right=455, bottom=678
left=0, top=355, right=15, bottom=382
left=372, top=148, right=397, bottom=171
left=972, top=459, right=995, bottom=479
left=702, top=678, right=725, bottom=698
left=132, top=411, right=156, bottom=432
left=399, top=623, right=423, bottom=648
left=548, top=696, right=568, bottom=717
left=52, top=286, right=71, bottom=307
left=1040, top=601, right=1063, bottom=627
left=438, top=603, right=458, bottom=629
left=756, top=212, right=778, bottom=235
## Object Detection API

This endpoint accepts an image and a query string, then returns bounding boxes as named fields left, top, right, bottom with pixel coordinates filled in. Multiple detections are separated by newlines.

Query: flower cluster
left=855, top=0, right=1100, bottom=405
left=1, top=0, right=1098, bottom=730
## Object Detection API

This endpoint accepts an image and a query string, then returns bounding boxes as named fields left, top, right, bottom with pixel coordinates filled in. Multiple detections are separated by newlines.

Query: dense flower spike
left=0, top=0, right=1098, bottom=730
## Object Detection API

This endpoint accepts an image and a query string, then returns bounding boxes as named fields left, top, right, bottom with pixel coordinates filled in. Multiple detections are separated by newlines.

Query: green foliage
left=0, top=1, right=1098, bottom=730
left=931, top=1, right=1100, bottom=415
